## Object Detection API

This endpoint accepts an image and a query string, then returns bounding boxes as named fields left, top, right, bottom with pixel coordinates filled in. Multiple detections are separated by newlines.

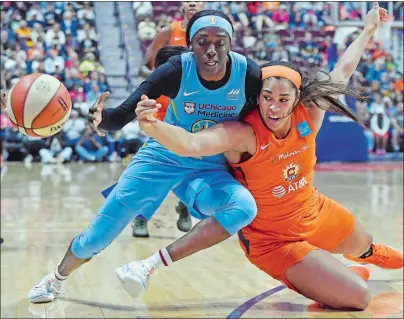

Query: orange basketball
left=5, top=73, right=72, bottom=137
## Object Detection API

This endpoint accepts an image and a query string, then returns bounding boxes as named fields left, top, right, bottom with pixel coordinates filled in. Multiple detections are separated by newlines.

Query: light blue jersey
left=154, top=51, right=247, bottom=165
left=73, top=51, right=257, bottom=260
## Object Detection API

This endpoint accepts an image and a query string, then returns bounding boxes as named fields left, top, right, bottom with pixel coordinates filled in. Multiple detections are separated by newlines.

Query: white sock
left=54, top=265, right=69, bottom=281
left=143, top=248, right=173, bottom=270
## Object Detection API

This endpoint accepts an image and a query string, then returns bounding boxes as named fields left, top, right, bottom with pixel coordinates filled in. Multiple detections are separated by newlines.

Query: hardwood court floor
left=1, top=162, right=403, bottom=318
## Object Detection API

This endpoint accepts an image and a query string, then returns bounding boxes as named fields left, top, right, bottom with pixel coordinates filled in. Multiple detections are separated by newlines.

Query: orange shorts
left=154, top=95, right=169, bottom=121
left=238, top=193, right=355, bottom=290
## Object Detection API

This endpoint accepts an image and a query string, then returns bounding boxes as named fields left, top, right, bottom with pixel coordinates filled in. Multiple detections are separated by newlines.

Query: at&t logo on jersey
left=272, top=177, right=308, bottom=199
left=272, top=162, right=307, bottom=199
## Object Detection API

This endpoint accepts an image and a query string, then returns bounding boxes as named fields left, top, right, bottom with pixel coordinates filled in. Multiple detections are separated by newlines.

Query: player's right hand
left=1, top=90, right=7, bottom=109
left=136, top=95, right=161, bottom=124
left=88, top=91, right=109, bottom=137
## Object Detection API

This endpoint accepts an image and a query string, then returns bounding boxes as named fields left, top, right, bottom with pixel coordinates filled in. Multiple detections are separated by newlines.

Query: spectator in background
left=272, top=4, right=289, bottom=28
left=77, top=23, right=97, bottom=42
left=356, top=100, right=374, bottom=153
left=44, top=49, right=64, bottom=74
left=61, top=10, right=79, bottom=37
left=14, top=20, right=32, bottom=45
left=43, top=3, right=62, bottom=28
left=132, top=1, right=153, bottom=19
left=77, top=2, right=95, bottom=25
left=78, top=31, right=98, bottom=57
left=242, top=28, right=257, bottom=49
left=137, top=16, right=157, bottom=41
left=45, top=22, right=65, bottom=47
left=369, top=93, right=384, bottom=112
left=79, top=52, right=96, bottom=76
left=75, top=125, right=109, bottom=162
left=391, top=102, right=404, bottom=152
left=370, top=105, right=391, bottom=155
left=302, top=9, right=318, bottom=27
left=85, top=82, right=101, bottom=105
left=117, top=118, right=148, bottom=163
left=72, top=93, right=90, bottom=116
left=63, top=109, right=86, bottom=148
left=251, top=3, right=274, bottom=33
left=39, top=133, right=73, bottom=164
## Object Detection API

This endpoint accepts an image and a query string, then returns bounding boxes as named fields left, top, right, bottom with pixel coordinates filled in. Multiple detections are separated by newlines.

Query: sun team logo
left=191, top=119, right=217, bottom=133
left=209, top=16, right=216, bottom=24
left=282, top=163, right=300, bottom=182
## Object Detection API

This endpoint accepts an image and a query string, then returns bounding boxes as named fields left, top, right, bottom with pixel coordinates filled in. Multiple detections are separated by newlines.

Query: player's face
left=258, top=77, right=298, bottom=136
left=182, top=2, right=203, bottom=20
left=192, top=27, right=230, bottom=78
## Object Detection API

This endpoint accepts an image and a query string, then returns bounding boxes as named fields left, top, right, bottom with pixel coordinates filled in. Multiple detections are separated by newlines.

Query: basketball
left=5, top=73, right=72, bottom=137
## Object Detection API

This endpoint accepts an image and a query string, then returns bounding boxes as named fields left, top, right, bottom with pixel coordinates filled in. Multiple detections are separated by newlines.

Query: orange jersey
left=153, top=22, right=186, bottom=121
left=154, top=95, right=170, bottom=121
left=168, top=21, right=187, bottom=46
left=230, top=105, right=317, bottom=234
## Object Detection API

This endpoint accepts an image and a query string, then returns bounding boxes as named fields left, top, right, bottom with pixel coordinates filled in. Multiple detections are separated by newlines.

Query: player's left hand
left=136, top=95, right=161, bottom=124
left=364, top=2, right=388, bottom=35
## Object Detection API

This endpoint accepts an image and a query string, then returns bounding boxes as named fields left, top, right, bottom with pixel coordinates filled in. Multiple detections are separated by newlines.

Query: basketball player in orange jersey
left=133, top=1, right=204, bottom=238
left=131, top=3, right=402, bottom=310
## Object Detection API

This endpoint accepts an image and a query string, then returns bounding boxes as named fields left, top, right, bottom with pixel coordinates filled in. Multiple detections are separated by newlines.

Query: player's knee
left=71, top=232, right=108, bottom=259
left=349, top=281, right=371, bottom=310
left=232, top=188, right=257, bottom=226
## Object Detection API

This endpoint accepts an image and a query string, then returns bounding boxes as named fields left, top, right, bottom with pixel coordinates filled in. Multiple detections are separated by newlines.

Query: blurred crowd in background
left=1, top=1, right=403, bottom=166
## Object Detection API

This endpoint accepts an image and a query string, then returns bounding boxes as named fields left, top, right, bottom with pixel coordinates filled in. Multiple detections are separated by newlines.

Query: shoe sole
left=29, top=294, right=55, bottom=304
left=115, top=267, right=145, bottom=298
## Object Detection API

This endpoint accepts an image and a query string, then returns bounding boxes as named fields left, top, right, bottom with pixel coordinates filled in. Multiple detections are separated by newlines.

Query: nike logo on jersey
left=260, top=142, right=272, bottom=150
left=184, top=91, right=199, bottom=96
left=174, top=37, right=184, bottom=41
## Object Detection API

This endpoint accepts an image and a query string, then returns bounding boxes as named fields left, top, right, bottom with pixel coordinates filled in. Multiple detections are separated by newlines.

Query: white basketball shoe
left=115, top=261, right=155, bottom=298
left=29, top=273, right=64, bottom=303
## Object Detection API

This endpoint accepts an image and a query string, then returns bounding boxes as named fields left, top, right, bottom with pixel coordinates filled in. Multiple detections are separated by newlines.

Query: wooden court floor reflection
left=1, top=162, right=403, bottom=318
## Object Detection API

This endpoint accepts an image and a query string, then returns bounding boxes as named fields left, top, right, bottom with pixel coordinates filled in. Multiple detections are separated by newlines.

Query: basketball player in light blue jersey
left=29, top=10, right=262, bottom=303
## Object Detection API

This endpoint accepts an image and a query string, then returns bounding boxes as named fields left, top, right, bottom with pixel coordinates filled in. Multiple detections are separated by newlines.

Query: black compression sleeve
left=245, top=57, right=262, bottom=102
left=99, top=57, right=182, bottom=131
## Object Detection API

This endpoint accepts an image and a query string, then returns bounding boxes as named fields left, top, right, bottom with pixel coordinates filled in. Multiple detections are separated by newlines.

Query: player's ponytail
left=260, top=61, right=368, bottom=128
left=154, top=46, right=191, bottom=68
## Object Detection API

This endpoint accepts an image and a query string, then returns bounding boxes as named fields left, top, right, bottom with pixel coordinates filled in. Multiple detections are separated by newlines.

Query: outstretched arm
left=139, top=26, right=172, bottom=77
left=308, top=2, right=388, bottom=131
left=136, top=95, right=253, bottom=157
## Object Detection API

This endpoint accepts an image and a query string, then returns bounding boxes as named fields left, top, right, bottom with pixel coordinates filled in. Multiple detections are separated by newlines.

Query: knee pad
left=213, top=188, right=257, bottom=235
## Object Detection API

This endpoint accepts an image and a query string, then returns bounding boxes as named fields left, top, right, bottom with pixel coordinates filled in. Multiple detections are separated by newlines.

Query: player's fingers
left=138, top=108, right=159, bottom=119
left=99, top=91, right=110, bottom=103
left=88, top=114, right=97, bottom=122
left=138, top=99, right=158, bottom=107
left=90, top=121, right=105, bottom=136
left=141, top=94, right=149, bottom=101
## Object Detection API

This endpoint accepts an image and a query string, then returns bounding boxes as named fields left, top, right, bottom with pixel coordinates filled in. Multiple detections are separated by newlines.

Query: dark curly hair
left=242, top=60, right=367, bottom=127
left=154, top=46, right=191, bottom=68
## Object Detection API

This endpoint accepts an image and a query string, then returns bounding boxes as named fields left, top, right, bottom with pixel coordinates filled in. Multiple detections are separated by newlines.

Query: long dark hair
left=251, top=61, right=367, bottom=127
left=154, top=46, right=191, bottom=68
left=186, top=9, right=234, bottom=46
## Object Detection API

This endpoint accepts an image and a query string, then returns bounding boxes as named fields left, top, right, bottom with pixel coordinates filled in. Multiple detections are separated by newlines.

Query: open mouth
left=268, top=115, right=280, bottom=121
left=205, top=60, right=217, bottom=67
